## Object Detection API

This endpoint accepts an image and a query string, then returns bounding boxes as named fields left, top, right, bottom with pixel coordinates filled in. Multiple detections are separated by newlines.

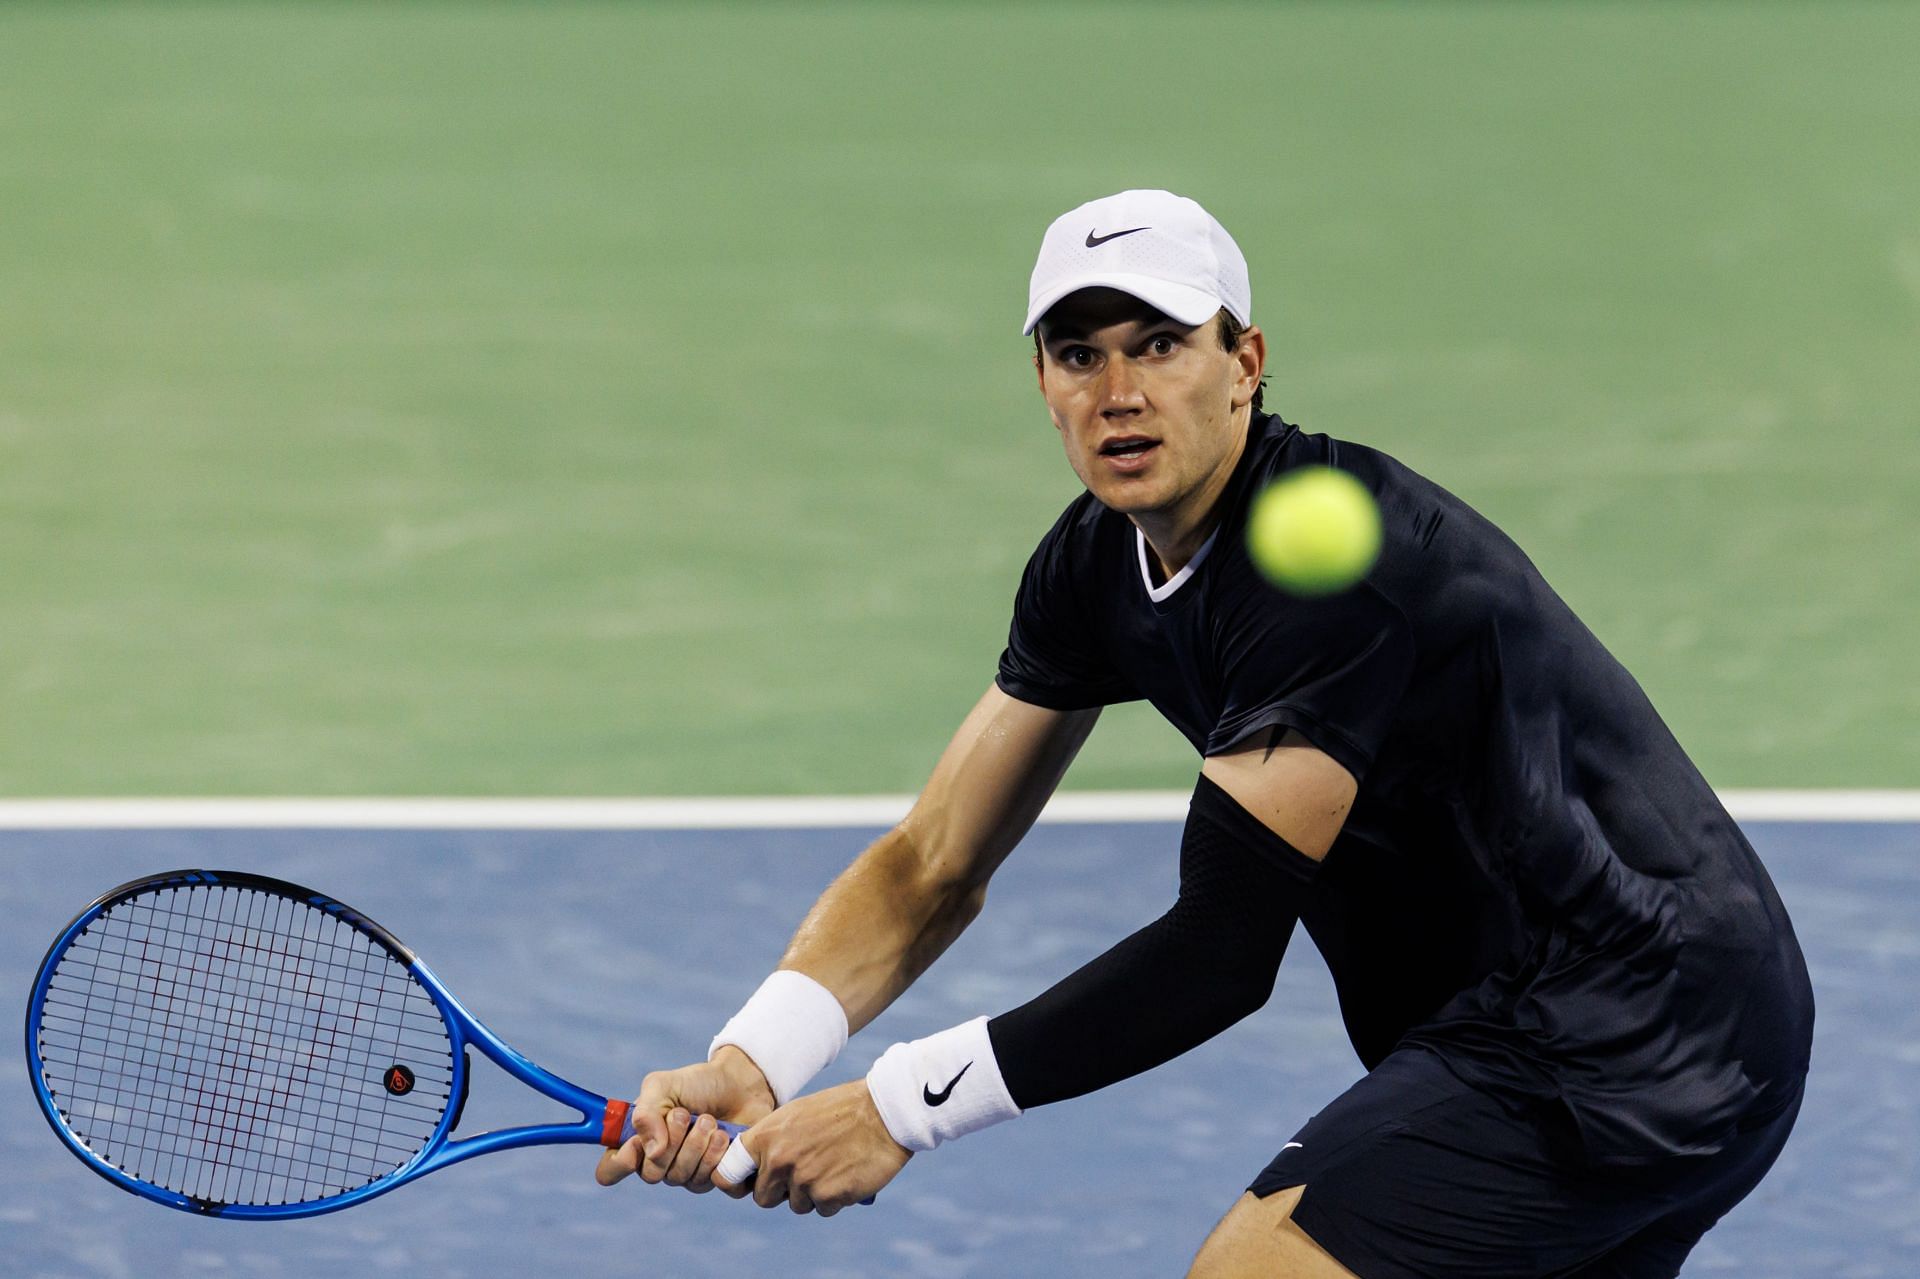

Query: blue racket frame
left=25, top=869, right=725, bottom=1221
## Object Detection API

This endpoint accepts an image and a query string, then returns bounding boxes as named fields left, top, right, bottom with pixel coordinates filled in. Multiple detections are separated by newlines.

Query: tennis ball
left=1246, top=465, right=1382, bottom=596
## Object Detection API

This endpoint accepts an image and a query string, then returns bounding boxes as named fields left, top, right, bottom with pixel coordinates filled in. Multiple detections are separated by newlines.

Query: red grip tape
left=601, top=1098, right=632, bottom=1148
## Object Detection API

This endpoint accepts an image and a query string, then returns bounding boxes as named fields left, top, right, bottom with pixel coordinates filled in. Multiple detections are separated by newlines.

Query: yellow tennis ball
left=1246, top=466, right=1383, bottom=596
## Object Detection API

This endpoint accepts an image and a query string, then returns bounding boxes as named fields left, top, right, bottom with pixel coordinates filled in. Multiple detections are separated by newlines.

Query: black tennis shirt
left=996, top=412, right=1814, bottom=1163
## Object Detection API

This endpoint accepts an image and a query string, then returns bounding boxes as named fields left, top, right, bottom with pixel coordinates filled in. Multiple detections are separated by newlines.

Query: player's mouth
left=1098, top=435, right=1160, bottom=472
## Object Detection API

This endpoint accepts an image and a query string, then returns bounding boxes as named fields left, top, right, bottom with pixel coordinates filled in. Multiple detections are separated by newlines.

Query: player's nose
left=1100, top=358, right=1146, bottom=416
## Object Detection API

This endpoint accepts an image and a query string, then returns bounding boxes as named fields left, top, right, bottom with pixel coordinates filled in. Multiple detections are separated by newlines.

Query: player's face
left=1034, top=289, right=1262, bottom=531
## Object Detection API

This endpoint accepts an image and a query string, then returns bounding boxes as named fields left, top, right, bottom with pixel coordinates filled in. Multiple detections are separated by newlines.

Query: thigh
left=1189, top=1186, right=1360, bottom=1279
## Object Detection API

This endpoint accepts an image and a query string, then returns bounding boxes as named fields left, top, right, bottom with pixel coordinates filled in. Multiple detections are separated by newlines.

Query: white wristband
left=709, top=971, right=849, bottom=1107
left=865, top=1016, right=1021, bottom=1153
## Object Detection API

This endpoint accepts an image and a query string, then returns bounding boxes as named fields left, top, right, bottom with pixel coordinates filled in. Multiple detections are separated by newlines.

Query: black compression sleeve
left=986, top=773, right=1321, bottom=1110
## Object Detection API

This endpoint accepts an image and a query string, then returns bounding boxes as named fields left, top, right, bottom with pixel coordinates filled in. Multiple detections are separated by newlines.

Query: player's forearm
left=992, top=926, right=1281, bottom=1108
left=990, top=773, right=1316, bottom=1108
left=853, top=776, right=1319, bottom=1159
left=988, top=879, right=1290, bottom=1107
left=710, top=689, right=1095, bottom=1109
left=779, top=822, right=987, bottom=1035
left=775, top=689, right=1096, bottom=1033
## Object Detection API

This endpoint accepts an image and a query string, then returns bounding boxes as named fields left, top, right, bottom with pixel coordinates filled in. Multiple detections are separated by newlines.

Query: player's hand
left=713, top=1078, right=911, bottom=1216
left=595, top=1046, right=775, bottom=1191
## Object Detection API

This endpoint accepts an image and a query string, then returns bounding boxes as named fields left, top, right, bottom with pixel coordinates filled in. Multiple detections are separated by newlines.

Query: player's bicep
left=902, top=683, right=1099, bottom=889
left=1201, top=728, right=1356, bottom=861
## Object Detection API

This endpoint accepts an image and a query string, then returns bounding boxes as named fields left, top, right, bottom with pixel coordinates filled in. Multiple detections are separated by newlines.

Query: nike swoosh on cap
left=1085, top=226, right=1149, bottom=247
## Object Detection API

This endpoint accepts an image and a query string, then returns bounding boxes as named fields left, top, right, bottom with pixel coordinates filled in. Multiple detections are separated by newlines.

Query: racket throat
left=448, top=1049, right=473, bottom=1136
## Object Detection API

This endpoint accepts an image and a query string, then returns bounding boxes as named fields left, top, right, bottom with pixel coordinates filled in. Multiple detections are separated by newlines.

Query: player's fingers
left=686, top=1123, right=730, bottom=1194
left=639, top=1108, right=691, bottom=1186
left=711, top=1130, right=758, bottom=1200
left=663, top=1114, right=715, bottom=1187
left=788, top=1183, right=815, bottom=1216
left=627, top=1088, right=674, bottom=1161
left=753, top=1172, right=788, bottom=1210
left=594, top=1139, right=639, bottom=1187
left=632, top=1069, right=686, bottom=1157
left=748, top=1144, right=787, bottom=1210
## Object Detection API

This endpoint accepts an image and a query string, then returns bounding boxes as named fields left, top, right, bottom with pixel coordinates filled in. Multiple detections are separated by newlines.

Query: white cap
left=1023, top=189, right=1251, bottom=336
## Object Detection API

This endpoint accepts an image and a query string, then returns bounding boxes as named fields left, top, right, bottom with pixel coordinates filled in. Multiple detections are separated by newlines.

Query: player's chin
left=1089, top=476, right=1171, bottom=515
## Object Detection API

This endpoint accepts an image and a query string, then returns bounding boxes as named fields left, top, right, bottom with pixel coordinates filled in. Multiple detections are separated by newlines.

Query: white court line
left=0, top=791, right=1915, bottom=830
left=0, top=794, right=1158, bottom=830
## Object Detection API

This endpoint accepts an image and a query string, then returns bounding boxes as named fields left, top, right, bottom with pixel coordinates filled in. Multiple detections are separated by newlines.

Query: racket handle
left=608, top=1103, right=874, bottom=1205
left=607, top=1101, right=745, bottom=1149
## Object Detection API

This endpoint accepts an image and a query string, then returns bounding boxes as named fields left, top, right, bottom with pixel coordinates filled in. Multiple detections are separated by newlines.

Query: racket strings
left=35, top=884, right=455, bottom=1207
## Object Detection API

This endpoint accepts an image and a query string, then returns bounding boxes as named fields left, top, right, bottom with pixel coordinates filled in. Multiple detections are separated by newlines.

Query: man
left=596, top=189, right=1813, bottom=1277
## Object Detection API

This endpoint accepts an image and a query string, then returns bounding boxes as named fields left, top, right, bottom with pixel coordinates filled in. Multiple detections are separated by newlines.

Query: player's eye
left=1145, top=334, right=1180, bottom=357
left=1059, top=346, right=1097, bottom=369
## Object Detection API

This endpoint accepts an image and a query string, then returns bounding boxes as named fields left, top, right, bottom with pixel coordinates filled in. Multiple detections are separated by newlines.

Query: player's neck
left=1134, top=410, right=1251, bottom=581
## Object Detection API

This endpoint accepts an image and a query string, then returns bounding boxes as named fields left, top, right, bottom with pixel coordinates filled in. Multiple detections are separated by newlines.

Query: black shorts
left=1249, top=1048, right=1802, bottom=1279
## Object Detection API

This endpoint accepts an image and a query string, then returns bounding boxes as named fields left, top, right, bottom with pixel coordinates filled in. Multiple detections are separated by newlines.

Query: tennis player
left=597, top=189, right=1814, bottom=1278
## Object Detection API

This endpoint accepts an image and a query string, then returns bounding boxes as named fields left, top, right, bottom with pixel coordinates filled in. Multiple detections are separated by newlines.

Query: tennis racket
left=24, top=868, right=749, bottom=1220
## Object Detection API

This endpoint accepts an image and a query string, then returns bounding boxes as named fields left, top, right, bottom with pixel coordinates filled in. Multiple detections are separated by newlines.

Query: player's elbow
left=1202, top=957, right=1281, bottom=1025
left=887, top=816, right=991, bottom=903
left=861, top=822, right=991, bottom=937
left=1161, top=891, right=1290, bottom=1021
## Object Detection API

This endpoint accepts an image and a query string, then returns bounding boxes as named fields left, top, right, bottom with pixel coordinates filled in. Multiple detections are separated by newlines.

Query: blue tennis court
left=5, top=819, right=1915, bottom=1276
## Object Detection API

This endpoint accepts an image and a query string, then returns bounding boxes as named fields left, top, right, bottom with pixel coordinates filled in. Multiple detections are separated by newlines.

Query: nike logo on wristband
left=923, top=1061, right=973, bottom=1106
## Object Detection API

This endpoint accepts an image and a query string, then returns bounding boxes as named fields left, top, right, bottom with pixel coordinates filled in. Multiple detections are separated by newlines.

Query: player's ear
left=1231, top=325, right=1266, bottom=410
